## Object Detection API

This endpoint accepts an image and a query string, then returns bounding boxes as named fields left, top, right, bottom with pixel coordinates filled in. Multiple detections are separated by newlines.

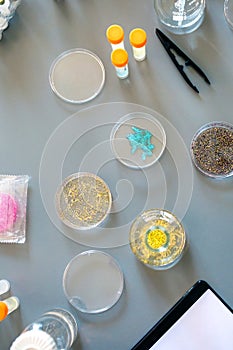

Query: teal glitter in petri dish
left=127, top=126, right=155, bottom=160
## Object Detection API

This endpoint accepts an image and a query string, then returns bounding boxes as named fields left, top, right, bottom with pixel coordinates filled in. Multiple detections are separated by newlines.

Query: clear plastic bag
left=0, top=175, right=29, bottom=243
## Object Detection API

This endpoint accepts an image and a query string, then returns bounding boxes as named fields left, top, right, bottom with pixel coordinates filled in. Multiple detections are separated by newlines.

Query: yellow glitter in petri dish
left=56, top=173, right=112, bottom=230
left=146, top=228, right=168, bottom=250
left=129, top=209, right=186, bottom=269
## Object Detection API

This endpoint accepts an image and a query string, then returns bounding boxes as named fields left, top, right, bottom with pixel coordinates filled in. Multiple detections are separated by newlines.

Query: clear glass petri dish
left=63, top=250, right=124, bottom=314
left=129, top=209, right=187, bottom=270
left=190, top=121, right=233, bottom=179
left=110, top=112, right=166, bottom=169
left=49, top=48, right=105, bottom=104
left=224, top=0, right=233, bottom=30
left=55, top=172, right=112, bottom=230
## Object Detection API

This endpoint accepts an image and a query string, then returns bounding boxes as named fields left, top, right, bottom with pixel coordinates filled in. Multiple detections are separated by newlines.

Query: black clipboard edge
left=131, top=280, right=232, bottom=350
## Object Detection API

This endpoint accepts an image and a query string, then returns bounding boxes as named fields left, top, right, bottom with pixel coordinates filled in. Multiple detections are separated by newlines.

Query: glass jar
left=10, top=308, right=78, bottom=350
left=224, top=0, right=233, bottom=30
left=154, top=0, right=206, bottom=35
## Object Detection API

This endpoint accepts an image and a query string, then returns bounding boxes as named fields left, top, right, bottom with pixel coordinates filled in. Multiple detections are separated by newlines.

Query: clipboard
left=131, top=280, right=233, bottom=350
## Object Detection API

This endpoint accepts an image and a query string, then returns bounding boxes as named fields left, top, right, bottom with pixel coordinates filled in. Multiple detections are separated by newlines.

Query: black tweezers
left=155, top=28, right=210, bottom=93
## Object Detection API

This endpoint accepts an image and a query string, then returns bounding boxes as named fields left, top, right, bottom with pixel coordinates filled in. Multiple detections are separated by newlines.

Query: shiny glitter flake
left=127, top=126, right=155, bottom=160
left=57, top=174, right=112, bottom=229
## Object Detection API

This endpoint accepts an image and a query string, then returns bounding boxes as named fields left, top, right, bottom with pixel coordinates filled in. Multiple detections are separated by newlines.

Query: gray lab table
left=0, top=1, right=232, bottom=349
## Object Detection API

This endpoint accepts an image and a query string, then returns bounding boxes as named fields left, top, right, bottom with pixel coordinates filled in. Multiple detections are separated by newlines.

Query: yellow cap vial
left=129, top=28, right=147, bottom=61
left=111, top=49, right=129, bottom=79
left=106, top=24, right=125, bottom=50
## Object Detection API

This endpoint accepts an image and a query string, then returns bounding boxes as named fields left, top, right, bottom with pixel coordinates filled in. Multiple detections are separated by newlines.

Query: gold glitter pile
left=58, top=173, right=111, bottom=229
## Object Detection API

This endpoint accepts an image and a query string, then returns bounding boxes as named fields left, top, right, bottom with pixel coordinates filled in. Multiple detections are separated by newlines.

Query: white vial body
left=132, top=46, right=146, bottom=61
left=111, top=42, right=125, bottom=51
left=115, top=65, right=129, bottom=79
left=3, top=296, right=20, bottom=314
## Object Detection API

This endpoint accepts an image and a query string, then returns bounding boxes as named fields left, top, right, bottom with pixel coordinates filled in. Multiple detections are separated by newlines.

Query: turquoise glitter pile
left=127, top=126, right=155, bottom=160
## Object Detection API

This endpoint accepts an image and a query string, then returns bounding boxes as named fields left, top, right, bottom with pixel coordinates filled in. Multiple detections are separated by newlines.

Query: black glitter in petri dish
left=191, top=122, right=233, bottom=178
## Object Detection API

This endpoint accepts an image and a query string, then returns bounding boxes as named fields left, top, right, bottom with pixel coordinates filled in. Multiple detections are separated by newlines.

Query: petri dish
left=110, top=112, right=166, bottom=169
left=190, top=121, right=233, bottom=179
left=55, top=172, right=112, bottom=230
left=129, top=209, right=187, bottom=270
left=49, top=48, right=105, bottom=104
left=63, top=250, right=124, bottom=313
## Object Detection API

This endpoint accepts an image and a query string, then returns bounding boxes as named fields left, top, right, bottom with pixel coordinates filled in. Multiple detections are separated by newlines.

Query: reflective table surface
left=0, top=1, right=232, bottom=349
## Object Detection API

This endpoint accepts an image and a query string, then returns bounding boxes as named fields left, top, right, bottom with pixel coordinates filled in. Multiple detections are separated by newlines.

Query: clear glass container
left=10, top=308, right=78, bottom=350
left=63, top=250, right=124, bottom=314
left=154, top=0, right=206, bottom=34
left=190, top=121, right=233, bottom=179
left=55, top=172, right=112, bottom=230
left=129, top=209, right=187, bottom=270
left=224, top=0, right=233, bottom=30
left=0, top=0, right=22, bottom=39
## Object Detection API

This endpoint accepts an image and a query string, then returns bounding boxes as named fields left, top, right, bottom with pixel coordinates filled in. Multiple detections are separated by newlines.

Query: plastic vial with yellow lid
left=106, top=24, right=125, bottom=50
left=129, top=28, right=147, bottom=61
left=0, top=296, right=20, bottom=321
left=111, top=49, right=129, bottom=79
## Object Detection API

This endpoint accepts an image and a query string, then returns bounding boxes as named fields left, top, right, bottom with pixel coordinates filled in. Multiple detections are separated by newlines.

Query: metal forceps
left=155, top=28, right=210, bottom=93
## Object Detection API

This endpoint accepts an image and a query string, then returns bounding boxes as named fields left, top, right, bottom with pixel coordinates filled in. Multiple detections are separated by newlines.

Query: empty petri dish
left=190, top=121, right=233, bottom=179
left=63, top=250, right=124, bottom=313
left=55, top=172, right=112, bottom=230
left=129, top=209, right=187, bottom=270
left=110, top=112, right=166, bottom=169
left=49, top=49, right=105, bottom=104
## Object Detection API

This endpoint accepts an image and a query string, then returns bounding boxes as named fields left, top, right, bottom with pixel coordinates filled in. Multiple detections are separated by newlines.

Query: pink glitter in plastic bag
left=0, top=175, right=29, bottom=243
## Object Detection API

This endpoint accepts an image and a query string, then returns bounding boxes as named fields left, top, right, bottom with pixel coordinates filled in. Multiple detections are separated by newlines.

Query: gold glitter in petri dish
left=145, top=227, right=168, bottom=250
left=129, top=209, right=186, bottom=270
left=56, top=173, right=112, bottom=230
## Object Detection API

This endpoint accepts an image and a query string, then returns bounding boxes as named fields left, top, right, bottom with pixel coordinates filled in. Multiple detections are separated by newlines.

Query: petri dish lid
left=110, top=112, right=166, bottom=169
left=49, top=48, right=105, bottom=104
left=190, top=121, right=233, bottom=179
left=55, top=172, right=112, bottom=230
left=63, top=250, right=124, bottom=313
